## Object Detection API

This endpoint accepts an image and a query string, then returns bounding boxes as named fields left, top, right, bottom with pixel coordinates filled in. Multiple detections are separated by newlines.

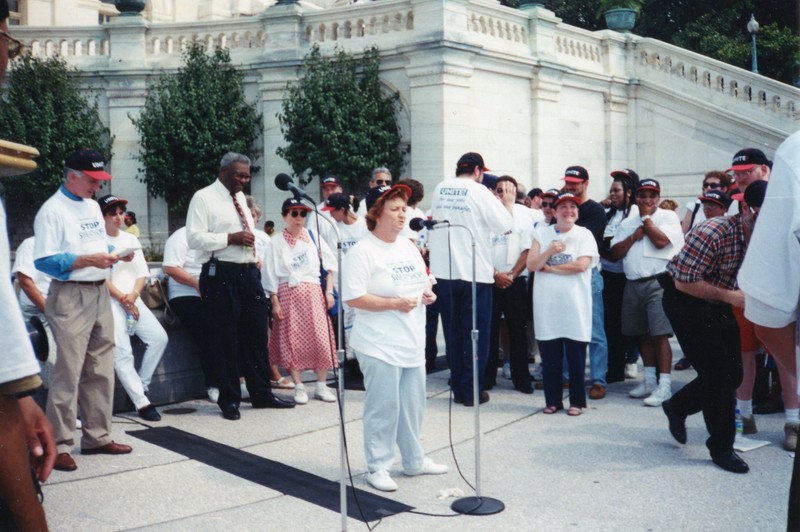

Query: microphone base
left=450, top=496, right=505, bottom=516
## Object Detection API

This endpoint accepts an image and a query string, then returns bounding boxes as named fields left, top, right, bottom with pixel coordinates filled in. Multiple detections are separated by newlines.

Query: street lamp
left=747, top=14, right=759, bottom=74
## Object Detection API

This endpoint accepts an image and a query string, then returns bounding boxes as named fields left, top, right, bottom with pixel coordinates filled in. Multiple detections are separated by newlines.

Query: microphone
left=275, top=173, right=315, bottom=203
left=409, top=217, right=448, bottom=231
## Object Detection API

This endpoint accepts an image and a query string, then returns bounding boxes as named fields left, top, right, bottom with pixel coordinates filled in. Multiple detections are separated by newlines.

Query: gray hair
left=246, top=195, right=262, bottom=221
left=371, top=167, right=391, bottom=181
left=64, top=167, right=84, bottom=181
left=220, top=152, right=251, bottom=170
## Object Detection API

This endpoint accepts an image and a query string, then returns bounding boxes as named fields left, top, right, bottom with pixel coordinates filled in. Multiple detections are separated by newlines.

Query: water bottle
left=735, top=408, right=743, bottom=438
left=125, top=312, right=137, bottom=336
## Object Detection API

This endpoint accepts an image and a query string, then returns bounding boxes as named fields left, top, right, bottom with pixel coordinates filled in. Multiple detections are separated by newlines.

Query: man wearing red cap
left=33, top=149, right=132, bottom=472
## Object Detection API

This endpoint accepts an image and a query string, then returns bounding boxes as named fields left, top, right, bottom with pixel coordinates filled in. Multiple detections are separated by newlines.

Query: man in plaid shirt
left=657, top=181, right=767, bottom=474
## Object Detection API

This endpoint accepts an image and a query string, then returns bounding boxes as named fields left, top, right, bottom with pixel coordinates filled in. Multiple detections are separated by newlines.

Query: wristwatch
left=641, top=215, right=652, bottom=222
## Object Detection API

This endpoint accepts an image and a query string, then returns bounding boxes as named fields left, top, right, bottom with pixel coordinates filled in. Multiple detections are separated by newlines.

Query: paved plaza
left=41, top=344, right=793, bottom=531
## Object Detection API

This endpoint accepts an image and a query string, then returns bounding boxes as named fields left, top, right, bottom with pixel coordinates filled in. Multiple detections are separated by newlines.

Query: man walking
left=186, top=152, right=294, bottom=420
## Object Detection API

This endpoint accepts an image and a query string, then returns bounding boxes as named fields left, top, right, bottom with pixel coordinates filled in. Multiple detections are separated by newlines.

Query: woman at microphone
left=342, top=184, right=448, bottom=492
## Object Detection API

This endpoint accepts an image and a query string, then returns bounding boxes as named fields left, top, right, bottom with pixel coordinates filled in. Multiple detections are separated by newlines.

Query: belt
left=630, top=273, right=667, bottom=283
left=56, top=279, right=106, bottom=286
left=217, top=261, right=257, bottom=270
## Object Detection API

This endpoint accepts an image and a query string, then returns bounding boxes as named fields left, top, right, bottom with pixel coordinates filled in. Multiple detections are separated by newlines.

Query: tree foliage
left=0, top=54, right=111, bottom=207
left=277, top=45, right=406, bottom=193
left=131, top=43, right=262, bottom=215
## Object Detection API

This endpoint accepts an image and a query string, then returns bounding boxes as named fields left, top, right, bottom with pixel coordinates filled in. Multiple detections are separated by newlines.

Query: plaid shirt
left=667, top=215, right=746, bottom=290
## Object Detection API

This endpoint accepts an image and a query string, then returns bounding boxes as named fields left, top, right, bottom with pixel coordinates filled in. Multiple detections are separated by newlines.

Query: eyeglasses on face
left=288, top=210, right=308, bottom=218
left=541, top=201, right=554, bottom=208
left=374, top=179, right=391, bottom=186
left=1, top=31, right=25, bottom=60
left=702, top=182, right=721, bottom=189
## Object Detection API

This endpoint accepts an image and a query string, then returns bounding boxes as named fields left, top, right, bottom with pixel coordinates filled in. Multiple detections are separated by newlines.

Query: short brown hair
left=366, top=187, right=409, bottom=231
left=704, top=170, right=731, bottom=189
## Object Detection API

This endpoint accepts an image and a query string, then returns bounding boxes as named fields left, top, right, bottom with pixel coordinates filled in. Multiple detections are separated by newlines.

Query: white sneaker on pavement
left=367, top=470, right=398, bottom=492
left=294, top=383, right=309, bottom=405
left=625, top=363, right=638, bottom=379
left=315, top=383, right=336, bottom=402
left=629, top=381, right=656, bottom=398
left=643, top=385, right=672, bottom=407
left=502, top=362, right=511, bottom=380
left=404, top=457, right=449, bottom=477
left=207, top=387, right=219, bottom=403
left=240, top=382, right=250, bottom=400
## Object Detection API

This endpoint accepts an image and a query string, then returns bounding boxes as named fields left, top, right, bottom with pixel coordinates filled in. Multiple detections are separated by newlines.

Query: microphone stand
left=428, top=222, right=505, bottom=516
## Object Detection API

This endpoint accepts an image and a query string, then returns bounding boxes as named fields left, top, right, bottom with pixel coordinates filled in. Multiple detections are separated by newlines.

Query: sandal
left=567, top=406, right=582, bottom=417
left=271, top=377, right=295, bottom=389
left=543, top=406, right=559, bottom=415
left=674, top=357, right=692, bottom=371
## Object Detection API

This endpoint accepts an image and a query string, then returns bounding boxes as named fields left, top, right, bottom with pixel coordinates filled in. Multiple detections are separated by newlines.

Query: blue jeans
left=437, top=279, right=492, bottom=402
left=588, top=268, right=609, bottom=386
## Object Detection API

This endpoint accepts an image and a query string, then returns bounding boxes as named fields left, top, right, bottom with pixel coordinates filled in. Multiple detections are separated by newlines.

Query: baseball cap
left=698, top=190, right=732, bottom=209
left=365, top=183, right=412, bottom=211
left=65, top=149, right=113, bottom=180
left=563, top=166, right=589, bottom=183
left=727, top=148, right=771, bottom=173
left=610, top=168, right=640, bottom=184
left=541, top=188, right=561, bottom=199
left=281, top=197, right=312, bottom=214
left=456, top=152, right=490, bottom=174
left=321, top=192, right=350, bottom=212
left=320, top=175, right=342, bottom=188
left=636, top=179, right=661, bottom=193
left=553, top=191, right=582, bottom=207
left=482, top=172, right=498, bottom=190
left=97, top=194, right=128, bottom=214
left=743, top=179, right=767, bottom=208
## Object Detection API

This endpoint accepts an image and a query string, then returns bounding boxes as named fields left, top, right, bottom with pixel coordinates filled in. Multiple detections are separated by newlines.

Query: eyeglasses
left=374, top=179, right=391, bottom=186
left=702, top=182, right=722, bottom=189
left=541, top=201, right=554, bottom=208
left=288, top=210, right=308, bottom=218
left=0, top=31, right=25, bottom=60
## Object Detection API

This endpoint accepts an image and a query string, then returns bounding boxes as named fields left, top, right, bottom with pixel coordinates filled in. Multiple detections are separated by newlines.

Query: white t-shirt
left=107, top=231, right=148, bottom=293
left=610, top=208, right=684, bottom=280
left=162, top=227, right=203, bottom=300
left=491, top=204, right=533, bottom=276
left=261, top=229, right=336, bottom=295
left=0, top=201, right=40, bottom=386
left=33, top=189, right=110, bottom=281
left=338, top=216, right=369, bottom=256
left=531, top=224, right=598, bottom=342
left=306, top=203, right=339, bottom=256
left=343, top=232, right=428, bottom=367
left=429, top=177, right=513, bottom=283
left=600, top=204, right=639, bottom=273
left=12, top=237, right=52, bottom=308
left=254, top=228, right=272, bottom=263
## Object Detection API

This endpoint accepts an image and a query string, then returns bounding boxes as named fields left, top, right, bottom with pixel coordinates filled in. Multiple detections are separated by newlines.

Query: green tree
left=131, top=42, right=262, bottom=216
left=0, top=55, right=111, bottom=208
left=277, top=45, right=406, bottom=193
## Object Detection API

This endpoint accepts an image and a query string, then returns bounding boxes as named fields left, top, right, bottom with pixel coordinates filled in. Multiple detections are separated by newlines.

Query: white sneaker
left=404, top=457, right=449, bottom=477
left=207, top=387, right=219, bottom=403
left=315, top=383, right=336, bottom=402
left=532, top=364, right=543, bottom=382
left=366, top=470, right=398, bottom=492
left=502, top=362, right=511, bottom=380
left=294, top=384, right=308, bottom=405
left=629, top=381, right=656, bottom=398
left=643, top=385, right=672, bottom=407
left=625, top=363, right=639, bottom=379
left=240, top=382, right=250, bottom=400
left=76, top=418, right=82, bottom=430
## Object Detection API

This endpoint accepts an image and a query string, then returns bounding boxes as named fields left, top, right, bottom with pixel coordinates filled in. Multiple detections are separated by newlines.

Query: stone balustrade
left=15, top=26, right=109, bottom=60
left=303, top=0, right=415, bottom=44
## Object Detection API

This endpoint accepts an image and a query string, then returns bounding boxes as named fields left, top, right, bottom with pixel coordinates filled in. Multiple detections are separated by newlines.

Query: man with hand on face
left=186, top=152, right=294, bottom=420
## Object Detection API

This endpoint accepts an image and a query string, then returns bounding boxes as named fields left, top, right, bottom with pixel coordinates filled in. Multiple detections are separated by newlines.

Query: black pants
left=169, top=296, right=217, bottom=389
left=486, top=277, right=531, bottom=390
left=199, top=261, right=272, bottom=408
left=661, top=279, right=742, bottom=456
left=602, top=270, right=627, bottom=382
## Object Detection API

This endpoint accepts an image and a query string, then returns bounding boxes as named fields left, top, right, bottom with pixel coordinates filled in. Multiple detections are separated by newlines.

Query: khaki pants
left=45, top=281, right=116, bottom=453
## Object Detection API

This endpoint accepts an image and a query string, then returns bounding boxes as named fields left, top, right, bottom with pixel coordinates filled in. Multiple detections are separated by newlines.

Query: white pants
left=112, top=299, right=168, bottom=409
left=358, top=353, right=426, bottom=473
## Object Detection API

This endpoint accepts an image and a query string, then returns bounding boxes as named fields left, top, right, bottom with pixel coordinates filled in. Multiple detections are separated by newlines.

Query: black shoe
left=711, top=450, right=749, bottom=474
left=221, top=404, right=241, bottom=420
left=661, top=400, right=686, bottom=444
left=463, top=391, right=490, bottom=407
left=674, top=357, right=692, bottom=371
left=138, top=404, right=161, bottom=422
left=251, top=394, right=295, bottom=409
left=753, top=397, right=784, bottom=415
left=514, top=383, right=534, bottom=394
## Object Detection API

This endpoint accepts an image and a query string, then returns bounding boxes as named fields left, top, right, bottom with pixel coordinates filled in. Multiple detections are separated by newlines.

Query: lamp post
left=747, top=14, right=759, bottom=74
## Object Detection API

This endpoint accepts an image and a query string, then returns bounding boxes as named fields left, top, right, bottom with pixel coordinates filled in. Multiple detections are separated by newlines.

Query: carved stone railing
left=15, top=26, right=110, bottom=59
left=466, top=2, right=529, bottom=45
left=552, top=23, right=604, bottom=70
left=144, top=18, right=266, bottom=56
left=303, top=0, right=415, bottom=44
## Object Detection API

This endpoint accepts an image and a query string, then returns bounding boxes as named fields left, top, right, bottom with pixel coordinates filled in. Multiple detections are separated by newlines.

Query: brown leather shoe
left=81, top=441, right=133, bottom=455
left=589, top=384, right=607, bottom=400
left=54, top=452, right=77, bottom=472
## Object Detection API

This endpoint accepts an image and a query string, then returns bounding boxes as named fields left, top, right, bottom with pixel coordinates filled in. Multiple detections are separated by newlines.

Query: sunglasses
left=288, top=210, right=308, bottom=218
left=374, top=179, right=391, bottom=186
left=1, top=31, right=25, bottom=60
left=541, top=201, right=554, bottom=208
left=702, top=182, right=722, bottom=189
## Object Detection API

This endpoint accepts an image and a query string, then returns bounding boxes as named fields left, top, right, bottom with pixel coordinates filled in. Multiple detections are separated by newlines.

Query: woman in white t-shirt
left=527, top=192, right=599, bottom=416
left=262, top=198, right=337, bottom=405
left=342, top=184, right=448, bottom=493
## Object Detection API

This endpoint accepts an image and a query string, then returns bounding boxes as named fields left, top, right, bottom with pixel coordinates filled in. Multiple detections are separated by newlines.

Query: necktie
left=231, top=194, right=256, bottom=257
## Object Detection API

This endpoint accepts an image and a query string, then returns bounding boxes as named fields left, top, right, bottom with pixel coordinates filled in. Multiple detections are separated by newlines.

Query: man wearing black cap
left=698, top=189, right=732, bottom=221
left=659, top=179, right=768, bottom=474
left=186, top=152, right=294, bottom=420
left=33, top=149, right=132, bottom=472
left=428, top=152, right=513, bottom=405
left=563, top=165, right=610, bottom=399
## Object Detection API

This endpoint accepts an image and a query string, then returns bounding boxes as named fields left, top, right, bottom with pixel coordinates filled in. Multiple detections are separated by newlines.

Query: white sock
left=295, top=382, right=306, bottom=391
left=737, top=399, right=753, bottom=418
left=658, top=373, right=671, bottom=389
left=316, top=382, right=327, bottom=392
left=785, top=408, right=800, bottom=425
left=644, top=367, right=657, bottom=386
